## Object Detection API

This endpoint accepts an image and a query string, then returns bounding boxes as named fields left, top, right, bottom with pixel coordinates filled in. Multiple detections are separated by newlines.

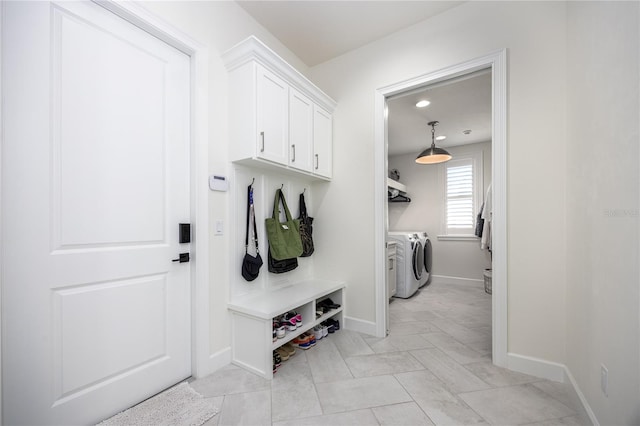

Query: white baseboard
left=431, top=274, right=483, bottom=286
left=506, top=352, right=567, bottom=382
left=196, top=347, right=231, bottom=379
left=344, top=316, right=377, bottom=337
left=564, top=366, right=600, bottom=426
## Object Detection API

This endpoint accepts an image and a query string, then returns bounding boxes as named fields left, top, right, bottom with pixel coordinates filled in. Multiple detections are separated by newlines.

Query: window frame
left=438, top=151, right=484, bottom=240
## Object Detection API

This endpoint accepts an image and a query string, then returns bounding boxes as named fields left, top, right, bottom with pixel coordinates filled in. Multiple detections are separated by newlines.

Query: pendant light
left=415, top=121, right=452, bottom=164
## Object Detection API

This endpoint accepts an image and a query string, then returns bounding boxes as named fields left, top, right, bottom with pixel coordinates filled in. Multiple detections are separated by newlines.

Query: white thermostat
left=209, top=175, right=228, bottom=192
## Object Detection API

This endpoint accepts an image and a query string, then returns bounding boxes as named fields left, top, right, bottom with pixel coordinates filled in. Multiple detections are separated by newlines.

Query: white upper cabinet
left=256, top=66, right=289, bottom=165
left=313, top=105, right=333, bottom=179
left=223, top=36, right=336, bottom=180
left=288, top=88, right=314, bottom=172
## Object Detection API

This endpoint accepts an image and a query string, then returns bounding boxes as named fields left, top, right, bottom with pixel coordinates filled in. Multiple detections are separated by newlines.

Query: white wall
left=389, top=142, right=491, bottom=281
left=309, top=1, right=568, bottom=364
left=138, top=1, right=309, bottom=362
left=565, top=2, right=640, bottom=424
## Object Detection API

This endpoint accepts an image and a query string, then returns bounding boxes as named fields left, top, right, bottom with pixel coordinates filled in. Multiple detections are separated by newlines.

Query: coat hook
left=250, top=177, right=255, bottom=186
left=303, top=188, right=306, bottom=194
left=280, top=184, right=284, bottom=190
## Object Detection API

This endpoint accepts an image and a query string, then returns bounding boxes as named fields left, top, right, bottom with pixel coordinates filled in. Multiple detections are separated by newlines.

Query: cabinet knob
left=260, top=131, right=265, bottom=152
left=291, top=144, right=296, bottom=162
left=315, top=154, right=319, bottom=169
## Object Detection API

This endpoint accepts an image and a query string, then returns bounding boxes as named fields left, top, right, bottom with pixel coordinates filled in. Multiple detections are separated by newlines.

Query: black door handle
left=172, top=253, right=190, bottom=263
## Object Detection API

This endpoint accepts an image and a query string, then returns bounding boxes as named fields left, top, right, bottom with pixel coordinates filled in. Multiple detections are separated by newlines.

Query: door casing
left=0, top=1, right=211, bottom=421
left=374, top=50, right=508, bottom=367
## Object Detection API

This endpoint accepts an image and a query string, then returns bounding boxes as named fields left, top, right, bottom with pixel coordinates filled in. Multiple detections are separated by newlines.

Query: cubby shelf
left=228, top=279, right=345, bottom=379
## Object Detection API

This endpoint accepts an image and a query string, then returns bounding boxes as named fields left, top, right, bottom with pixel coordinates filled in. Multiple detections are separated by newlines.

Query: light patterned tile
left=365, top=333, right=434, bottom=354
left=273, top=408, right=379, bottom=426
left=345, top=351, right=424, bottom=378
left=430, top=319, right=491, bottom=344
left=421, top=332, right=489, bottom=364
left=410, top=348, right=491, bottom=393
left=389, top=320, right=440, bottom=336
left=395, top=370, right=487, bottom=425
left=201, top=396, right=224, bottom=426
left=331, top=329, right=375, bottom=358
left=372, top=402, right=435, bottom=425
left=315, top=375, right=412, bottom=414
left=459, top=384, right=576, bottom=425
left=271, top=359, right=322, bottom=421
left=217, top=389, right=271, bottom=426
left=191, top=365, right=270, bottom=397
left=305, top=338, right=353, bottom=383
left=530, top=381, right=586, bottom=414
left=464, top=361, right=539, bottom=387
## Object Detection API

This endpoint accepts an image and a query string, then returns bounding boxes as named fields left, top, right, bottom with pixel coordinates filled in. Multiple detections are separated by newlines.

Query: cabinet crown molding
left=222, top=36, right=336, bottom=113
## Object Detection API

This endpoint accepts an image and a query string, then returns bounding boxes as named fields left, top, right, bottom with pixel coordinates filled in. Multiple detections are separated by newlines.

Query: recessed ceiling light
left=435, top=135, right=446, bottom=141
left=415, top=100, right=430, bottom=108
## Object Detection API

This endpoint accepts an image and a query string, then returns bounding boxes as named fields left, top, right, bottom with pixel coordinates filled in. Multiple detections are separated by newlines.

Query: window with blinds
left=445, top=158, right=475, bottom=232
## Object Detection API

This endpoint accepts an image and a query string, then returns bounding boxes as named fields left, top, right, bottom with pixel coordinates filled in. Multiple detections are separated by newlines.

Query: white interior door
left=2, top=1, right=191, bottom=424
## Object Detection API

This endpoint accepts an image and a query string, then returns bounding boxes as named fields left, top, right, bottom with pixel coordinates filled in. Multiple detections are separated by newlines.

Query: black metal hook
left=250, top=177, right=255, bottom=187
left=280, top=184, right=284, bottom=190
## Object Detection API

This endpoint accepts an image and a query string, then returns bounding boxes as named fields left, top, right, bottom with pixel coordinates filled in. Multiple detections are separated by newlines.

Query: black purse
left=298, top=192, right=314, bottom=257
left=267, top=247, right=298, bottom=273
left=241, top=184, right=262, bottom=281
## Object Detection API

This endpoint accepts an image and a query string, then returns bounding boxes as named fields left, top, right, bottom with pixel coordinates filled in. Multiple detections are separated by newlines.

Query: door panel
left=289, top=89, right=314, bottom=172
left=53, top=4, right=167, bottom=247
left=2, top=2, right=191, bottom=424
left=256, top=65, right=289, bottom=164
left=313, top=105, right=332, bottom=178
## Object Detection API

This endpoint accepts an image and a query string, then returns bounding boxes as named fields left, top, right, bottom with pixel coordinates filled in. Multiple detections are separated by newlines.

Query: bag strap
left=245, top=185, right=259, bottom=253
left=272, top=188, right=294, bottom=221
left=299, top=193, right=308, bottom=222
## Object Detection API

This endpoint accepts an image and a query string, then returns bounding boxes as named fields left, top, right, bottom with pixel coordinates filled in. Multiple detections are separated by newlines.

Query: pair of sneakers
left=313, top=324, right=328, bottom=340
left=280, top=311, right=302, bottom=331
left=292, top=332, right=316, bottom=349
left=273, top=321, right=286, bottom=341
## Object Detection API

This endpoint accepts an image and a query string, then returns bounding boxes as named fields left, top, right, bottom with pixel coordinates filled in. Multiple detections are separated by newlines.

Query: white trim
left=564, top=366, right=600, bottom=426
left=507, top=354, right=601, bottom=426
left=506, top=352, right=566, bottom=383
left=0, top=2, right=4, bottom=422
left=93, top=1, right=211, bottom=379
left=431, top=275, right=483, bottom=287
left=436, top=235, right=480, bottom=242
left=374, top=49, right=508, bottom=363
left=344, top=316, right=377, bottom=337
left=208, top=347, right=232, bottom=374
left=221, top=36, right=336, bottom=112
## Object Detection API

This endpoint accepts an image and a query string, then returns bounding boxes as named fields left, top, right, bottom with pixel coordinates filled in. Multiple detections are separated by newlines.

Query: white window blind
left=446, top=159, right=474, bottom=231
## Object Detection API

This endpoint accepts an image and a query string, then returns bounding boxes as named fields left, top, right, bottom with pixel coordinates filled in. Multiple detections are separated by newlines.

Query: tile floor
left=192, top=279, right=592, bottom=425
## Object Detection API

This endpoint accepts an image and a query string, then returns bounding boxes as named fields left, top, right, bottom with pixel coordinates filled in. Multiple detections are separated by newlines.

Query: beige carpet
left=98, top=382, right=218, bottom=426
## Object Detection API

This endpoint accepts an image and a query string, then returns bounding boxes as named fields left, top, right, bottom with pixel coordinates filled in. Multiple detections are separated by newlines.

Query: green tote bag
left=265, top=189, right=303, bottom=260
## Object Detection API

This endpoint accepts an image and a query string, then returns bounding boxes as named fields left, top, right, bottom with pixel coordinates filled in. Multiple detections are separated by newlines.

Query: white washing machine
left=415, top=231, right=432, bottom=287
left=387, top=232, right=425, bottom=298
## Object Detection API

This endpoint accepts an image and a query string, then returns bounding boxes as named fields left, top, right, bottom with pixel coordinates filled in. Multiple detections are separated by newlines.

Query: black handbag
left=267, top=247, right=298, bottom=273
left=298, top=192, right=314, bottom=257
left=241, top=184, right=262, bottom=281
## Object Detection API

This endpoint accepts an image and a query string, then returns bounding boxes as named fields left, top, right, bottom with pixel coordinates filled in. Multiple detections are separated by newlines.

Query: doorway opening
left=374, top=50, right=507, bottom=367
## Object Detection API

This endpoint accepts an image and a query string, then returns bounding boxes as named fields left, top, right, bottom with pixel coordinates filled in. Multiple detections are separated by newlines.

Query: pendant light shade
left=416, top=121, right=451, bottom=164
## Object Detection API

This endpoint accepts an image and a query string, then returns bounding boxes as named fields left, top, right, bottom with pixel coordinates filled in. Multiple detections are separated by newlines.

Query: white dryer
left=387, top=232, right=425, bottom=298
left=415, top=231, right=432, bottom=287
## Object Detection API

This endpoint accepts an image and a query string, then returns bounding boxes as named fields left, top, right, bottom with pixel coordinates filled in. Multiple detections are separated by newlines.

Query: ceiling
left=236, top=1, right=464, bottom=67
left=387, top=70, right=492, bottom=156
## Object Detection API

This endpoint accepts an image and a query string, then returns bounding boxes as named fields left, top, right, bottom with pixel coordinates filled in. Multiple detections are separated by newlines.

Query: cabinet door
left=256, top=65, right=289, bottom=165
left=313, top=106, right=332, bottom=178
left=288, top=89, right=313, bottom=172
